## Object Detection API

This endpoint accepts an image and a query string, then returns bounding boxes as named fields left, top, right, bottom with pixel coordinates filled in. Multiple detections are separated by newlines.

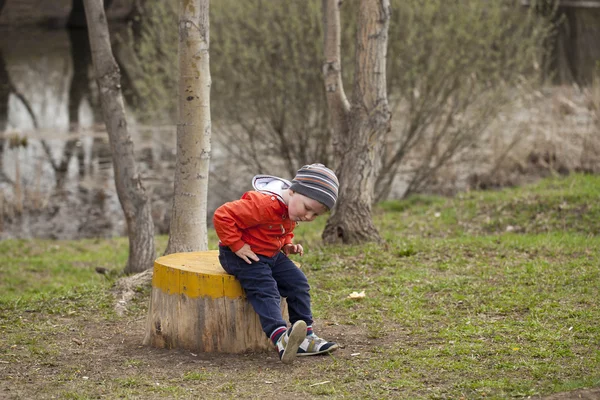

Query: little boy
left=213, top=163, right=339, bottom=364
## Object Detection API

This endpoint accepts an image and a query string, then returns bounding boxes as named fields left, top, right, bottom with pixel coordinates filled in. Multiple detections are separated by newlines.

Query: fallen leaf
left=348, top=291, right=366, bottom=299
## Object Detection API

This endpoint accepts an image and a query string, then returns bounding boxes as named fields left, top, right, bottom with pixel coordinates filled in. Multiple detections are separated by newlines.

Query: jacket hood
left=252, top=175, right=291, bottom=203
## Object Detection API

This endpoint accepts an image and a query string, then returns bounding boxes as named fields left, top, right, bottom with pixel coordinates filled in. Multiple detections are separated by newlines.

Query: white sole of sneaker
left=297, top=343, right=339, bottom=357
left=280, top=321, right=307, bottom=364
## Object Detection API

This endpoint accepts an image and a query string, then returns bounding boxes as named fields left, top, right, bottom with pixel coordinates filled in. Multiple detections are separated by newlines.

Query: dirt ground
left=0, top=308, right=378, bottom=399
left=1, top=300, right=598, bottom=400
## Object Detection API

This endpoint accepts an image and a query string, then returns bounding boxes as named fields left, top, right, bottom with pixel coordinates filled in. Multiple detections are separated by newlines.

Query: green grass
left=0, top=238, right=119, bottom=298
left=1, top=174, right=599, bottom=399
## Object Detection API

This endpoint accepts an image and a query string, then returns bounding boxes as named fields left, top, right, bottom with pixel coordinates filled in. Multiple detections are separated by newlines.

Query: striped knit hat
left=290, top=163, right=339, bottom=210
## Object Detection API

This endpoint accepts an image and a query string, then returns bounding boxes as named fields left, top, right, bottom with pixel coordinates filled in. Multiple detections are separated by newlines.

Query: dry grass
left=421, top=85, right=600, bottom=195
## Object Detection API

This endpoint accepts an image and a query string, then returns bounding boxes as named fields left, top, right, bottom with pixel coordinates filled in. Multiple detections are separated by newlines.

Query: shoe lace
left=306, top=333, right=327, bottom=345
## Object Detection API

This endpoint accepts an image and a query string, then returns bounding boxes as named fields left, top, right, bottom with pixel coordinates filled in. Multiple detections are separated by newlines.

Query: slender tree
left=0, top=49, right=10, bottom=183
left=164, top=0, right=212, bottom=254
left=83, top=0, right=155, bottom=274
left=321, top=0, right=391, bottom=244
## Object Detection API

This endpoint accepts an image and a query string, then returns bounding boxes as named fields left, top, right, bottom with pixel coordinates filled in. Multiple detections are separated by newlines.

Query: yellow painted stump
left=143, top=250, right=287, bottom=353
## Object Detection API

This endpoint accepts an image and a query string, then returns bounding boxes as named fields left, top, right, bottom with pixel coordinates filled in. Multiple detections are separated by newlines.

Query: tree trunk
left=83, top=0, right=155, bottom=274
left=321, top=0, right=391, bottom=244
left=165, top=0, right=211, bottom=254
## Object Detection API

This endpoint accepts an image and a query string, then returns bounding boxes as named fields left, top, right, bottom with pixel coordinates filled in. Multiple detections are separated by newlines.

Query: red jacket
left=213, top=191, right=296, bottom=257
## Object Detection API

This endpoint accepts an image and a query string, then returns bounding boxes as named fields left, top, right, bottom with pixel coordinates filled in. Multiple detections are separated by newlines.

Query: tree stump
left=143, top=250, right=287, bottom=353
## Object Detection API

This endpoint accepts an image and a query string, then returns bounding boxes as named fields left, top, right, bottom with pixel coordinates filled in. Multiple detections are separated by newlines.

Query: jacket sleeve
left=282, top=231, right=294, bottom=246
left=213, top=194, right=266, bottom=253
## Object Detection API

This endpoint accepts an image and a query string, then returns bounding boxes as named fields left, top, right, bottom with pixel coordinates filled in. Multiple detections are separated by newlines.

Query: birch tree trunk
left=165, top=0, right=211, bottom=254
left=83, top=0, right=155, bottom=274
left=321, top=0, right=391, bottom=244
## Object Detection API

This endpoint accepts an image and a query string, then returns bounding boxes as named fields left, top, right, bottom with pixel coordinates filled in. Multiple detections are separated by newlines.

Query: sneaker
left=276, top=320, right=307, bottom=364
left=297, top=334, right=339, bottom=356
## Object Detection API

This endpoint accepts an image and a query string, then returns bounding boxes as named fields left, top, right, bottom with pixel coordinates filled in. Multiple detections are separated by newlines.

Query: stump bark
left=143, top=250, right=287, bottom=353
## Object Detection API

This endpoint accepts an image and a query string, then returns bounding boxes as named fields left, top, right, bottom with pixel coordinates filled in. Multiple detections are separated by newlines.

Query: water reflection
left=0, top=26, right=180, bottom=240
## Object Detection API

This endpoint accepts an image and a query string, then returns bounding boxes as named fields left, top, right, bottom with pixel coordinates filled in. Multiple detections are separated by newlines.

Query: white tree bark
left=165, top=0, right=212, bottom=254
left=83, top=0, right=155, bottom=274
left=322, top=0, right=391, bottom=244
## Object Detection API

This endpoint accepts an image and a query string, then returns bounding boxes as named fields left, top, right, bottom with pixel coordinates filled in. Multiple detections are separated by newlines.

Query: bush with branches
left=128, top=0, right=554, bottom=200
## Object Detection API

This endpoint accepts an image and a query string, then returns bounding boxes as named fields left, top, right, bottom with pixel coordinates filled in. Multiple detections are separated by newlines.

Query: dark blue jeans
left=218, top=246, right=313, bottom=337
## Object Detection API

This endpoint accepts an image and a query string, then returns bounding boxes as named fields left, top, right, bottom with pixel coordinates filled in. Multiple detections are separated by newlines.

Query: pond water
left=0, top=26, right=238, bottom=240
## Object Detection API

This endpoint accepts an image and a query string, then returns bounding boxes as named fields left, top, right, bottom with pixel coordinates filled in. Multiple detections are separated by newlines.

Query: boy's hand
left=235, top=244, right=260, bottom=264
left=282, top=243, right=304, bottom=256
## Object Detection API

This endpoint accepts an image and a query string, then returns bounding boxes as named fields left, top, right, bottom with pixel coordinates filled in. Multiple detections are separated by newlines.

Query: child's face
left=287, top=191, right=328, bottom=222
